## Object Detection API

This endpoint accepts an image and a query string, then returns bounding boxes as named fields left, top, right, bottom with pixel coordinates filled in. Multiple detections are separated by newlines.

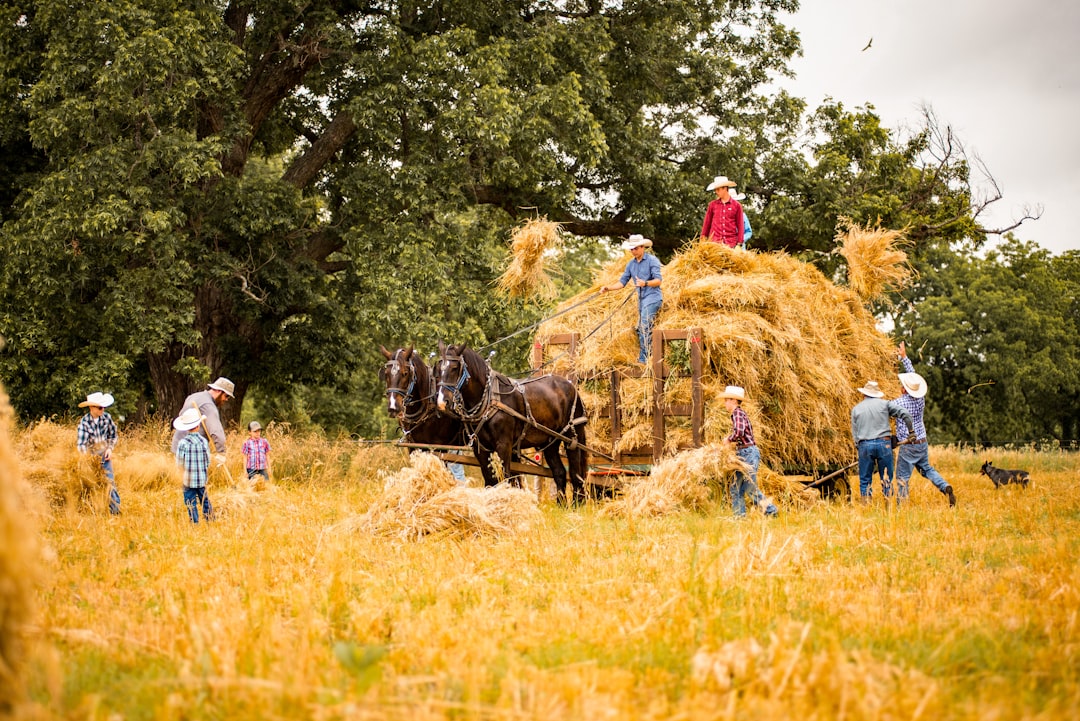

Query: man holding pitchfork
left=170, top=377, right=234, bottom=468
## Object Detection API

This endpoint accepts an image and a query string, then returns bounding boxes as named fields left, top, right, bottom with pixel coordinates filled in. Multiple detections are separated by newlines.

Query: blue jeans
left=447, top=462, right=466, bottom=483
left=247, top=468, right=269, bottom=480
left=895, top=442, right=949, bottom=499
left=183, top=487, right=213, bottom=523
left=731, top=446, right=778, bottom=517
left=101, top=458, right=120, bottom=515
left=637, top=298, right=662, bottom=363
left=857, top=438, right=894, bottom=498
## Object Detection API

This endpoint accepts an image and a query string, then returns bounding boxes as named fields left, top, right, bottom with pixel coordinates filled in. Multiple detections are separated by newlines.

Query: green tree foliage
left=894, top=240, right=1080, bottom=444
left=0, top=0, right=801, bottom=431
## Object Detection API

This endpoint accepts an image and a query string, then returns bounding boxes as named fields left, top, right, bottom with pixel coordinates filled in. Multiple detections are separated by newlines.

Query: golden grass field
left=8, top=424, right=1080, bottom=720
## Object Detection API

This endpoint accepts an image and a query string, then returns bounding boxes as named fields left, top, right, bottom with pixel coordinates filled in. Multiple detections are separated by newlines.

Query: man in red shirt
left=700, top=175, right=745, bottom=248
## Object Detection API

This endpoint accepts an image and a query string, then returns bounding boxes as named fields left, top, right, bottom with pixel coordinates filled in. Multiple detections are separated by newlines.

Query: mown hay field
left=9, top=426, right=1080, bottom=720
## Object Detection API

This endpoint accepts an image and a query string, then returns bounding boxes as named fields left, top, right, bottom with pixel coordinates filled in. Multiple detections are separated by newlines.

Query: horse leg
left=542, top=444, right=568, bottom=506
left=474, top=445, right=499, bottom=488
left=567, top=424, right=589, bottom=505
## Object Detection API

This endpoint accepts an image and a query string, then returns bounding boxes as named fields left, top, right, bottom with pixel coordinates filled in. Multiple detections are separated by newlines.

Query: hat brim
left=78, top=393, right=114, bottom=408
left=208, top=383, right=234, bottom=397
left=622, top=240, right=652, bottom=251
left=706, top=181, right=737, bottom=191
left=857, top=388, right=885, bottom=398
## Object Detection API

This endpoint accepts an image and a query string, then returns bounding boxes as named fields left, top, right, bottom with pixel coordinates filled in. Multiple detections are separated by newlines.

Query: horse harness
left=383, top=352, right=440, bottom=434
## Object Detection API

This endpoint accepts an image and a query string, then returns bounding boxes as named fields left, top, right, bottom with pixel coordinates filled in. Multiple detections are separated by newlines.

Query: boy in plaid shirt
left=241, top=421, right=271, bottom=480
left=76, top=391, right=121, bottom=515
left=173, top=407, right=214, bottom=523
left=722, top=385, right=779, bottom=518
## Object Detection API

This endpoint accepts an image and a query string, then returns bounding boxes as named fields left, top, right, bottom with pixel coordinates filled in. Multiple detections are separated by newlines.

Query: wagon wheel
left=830, top=473, right=852, bottom=502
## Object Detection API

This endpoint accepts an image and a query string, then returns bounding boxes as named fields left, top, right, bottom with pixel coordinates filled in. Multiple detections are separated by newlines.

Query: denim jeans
left=731, top=445, right=778, bottom=517
left=246, top=468, right=270, bottom=480
left=101, top=458, right=120, bottom=515
left=637, top=297, right=662, bottom=363
left=183, top=486, right=214, bottom=523
left=857, top=438, right=894, bottom=498
left=447, top=462, right=466, bottom=483
left=895, top=441, right=949, bottom=499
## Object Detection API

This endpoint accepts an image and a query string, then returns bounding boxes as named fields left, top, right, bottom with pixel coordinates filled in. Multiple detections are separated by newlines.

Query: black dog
left=980, top=460, right=1031, bottom=489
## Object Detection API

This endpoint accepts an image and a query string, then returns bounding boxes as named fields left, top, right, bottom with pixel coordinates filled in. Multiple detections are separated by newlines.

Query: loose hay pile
left=20, top=420, right=114, bottom=509
left=603, top=444, right=750, bottom=517
left=344, top=452, right=541, bottom=540
left=0, top=385, right=40, bottom=714
left=496, top=217, right=563, bottom=299
left=836, top=219, right=912, bottom=303
left=538, top=238, right=907, bottom=474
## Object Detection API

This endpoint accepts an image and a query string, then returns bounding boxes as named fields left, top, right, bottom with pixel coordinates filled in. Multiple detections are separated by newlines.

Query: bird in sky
left=862, top=37, right=873, bottom=51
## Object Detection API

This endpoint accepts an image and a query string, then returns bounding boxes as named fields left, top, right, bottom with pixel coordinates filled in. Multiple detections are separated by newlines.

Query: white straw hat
left=706, top=175, right=737, bottom=191
left=621, top=234, right=653, bottom=250
left=856, top=381, right=885, bottom=398
left=78, top=392, right=114, bottom=408
left=173, top=407, right=206, bottom=431
left=898, top=372, right=928, bottom=399
left=719, top=385, right=746, bottom=401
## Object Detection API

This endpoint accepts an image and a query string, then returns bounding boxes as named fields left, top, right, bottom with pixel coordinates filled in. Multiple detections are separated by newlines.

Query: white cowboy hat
left=78, top=392, right=114, bottom=408
left=622, top=234, right=653, bottom=250
left=719, top=385, right=746, bottom=401
left=898, top=372, right=928, bottom=399
left=856, top=381, right=885, bottom=398
left=173, top=407, right=206, bottom=431
left=208, top=377, right=235, bottom=398
left=731, top=191, right=746, bottom=201
left=706, top=175, right=737, bottom=191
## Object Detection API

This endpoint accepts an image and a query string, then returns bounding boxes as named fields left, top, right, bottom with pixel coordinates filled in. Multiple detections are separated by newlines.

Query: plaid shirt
left=895, top=356, right=927, bottom=442
left=76, top=412, right=118, bottom=456
left=726, top=405, right=756, bottom=448
left=241, top=437, right=270, bottom=470
left=176, top=432, right=211, bottom=488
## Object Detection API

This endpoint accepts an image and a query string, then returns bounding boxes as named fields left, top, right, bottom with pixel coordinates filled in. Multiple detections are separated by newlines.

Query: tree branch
left=282, top=111, right=358, bottom=188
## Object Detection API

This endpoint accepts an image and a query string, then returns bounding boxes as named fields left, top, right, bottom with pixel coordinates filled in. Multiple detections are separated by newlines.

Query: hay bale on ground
left=0, top=385, right=41, bottom=714
left=341, top=452, right=540, bottom=540
left=496, top=217, right=563, bottom=299
left=538, top=238, right=908, bottom=472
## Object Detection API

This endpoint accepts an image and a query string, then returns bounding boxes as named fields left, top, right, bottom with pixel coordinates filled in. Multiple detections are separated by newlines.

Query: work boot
left=944, top=485, right=956, bottom=507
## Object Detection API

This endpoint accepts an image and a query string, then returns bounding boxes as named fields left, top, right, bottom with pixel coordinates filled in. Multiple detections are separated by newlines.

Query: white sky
left=777, top=0, right=1080, bottom=255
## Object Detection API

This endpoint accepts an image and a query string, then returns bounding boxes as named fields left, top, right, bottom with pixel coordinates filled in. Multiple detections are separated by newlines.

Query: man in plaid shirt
left=895, top=342, right=956, bottom=507
left=722, top=385, right=778, bottom=517
left=76, top=391, right=121, bottom=515
left=174, top=407, right=214, bottom=523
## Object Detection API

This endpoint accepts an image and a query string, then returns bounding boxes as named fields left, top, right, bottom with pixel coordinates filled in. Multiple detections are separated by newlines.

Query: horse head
left=435, top=341, right=487, bottom=416
left=379, top=344, right=417, bottom=417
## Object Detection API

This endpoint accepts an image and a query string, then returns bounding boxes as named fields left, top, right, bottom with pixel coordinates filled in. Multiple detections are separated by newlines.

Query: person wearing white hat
left=893, top=341, right=956, bottom=506
left=174, top=407, right=214, bottom=523
left=720, top=386, right=778, bottom=517
left=170, top=376, right=234, bottom=459
left=700, top=175, right=746, bottom=248
left=851, top=378, right=914, bottom=503
left=600, top=234, right=663, bottom=364
left=76, top=391, right=121, bottom=515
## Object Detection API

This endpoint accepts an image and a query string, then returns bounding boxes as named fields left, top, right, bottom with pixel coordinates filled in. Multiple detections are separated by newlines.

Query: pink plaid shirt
left=241, top=437, right=270, bottom=470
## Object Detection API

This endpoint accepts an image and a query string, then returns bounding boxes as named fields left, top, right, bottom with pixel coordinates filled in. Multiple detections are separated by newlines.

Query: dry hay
left=603, top=444, right=749, bottom=518
left=19, top=420, right=114, bottom=510
left=117, top=450, right=182, bottom=491
left=0, top=385, right=41, bottom=713
left=538, top=240, right=905, bottom=471
left=212, top=475, right=277, bottom=517
left=836, top=218, right=912, bottom=303
left=496, top=217, right=563, bottom=299
left=342, top=452, right=540, bottom=540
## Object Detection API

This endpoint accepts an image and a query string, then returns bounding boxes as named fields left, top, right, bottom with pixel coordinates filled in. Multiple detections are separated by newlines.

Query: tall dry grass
left=12, top=424, right=1080, bottom=720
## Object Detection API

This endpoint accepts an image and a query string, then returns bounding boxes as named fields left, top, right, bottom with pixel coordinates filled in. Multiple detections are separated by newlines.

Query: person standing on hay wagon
left=732, top=191, right=753, bottom=247
left=76, top=391, right=121, bottom=515
left=170, top=377, right=234, bottom=468
left=174, top=407, right=214, bottom=523
left=700, top=175, right=746, bottom=248
left=721, top=386, right=779, bottom=518
left=894, top=342, right=956, bottom=507
left=851, top=380, right=914, bottom=504
left=600, top=234, right=663, bottom=365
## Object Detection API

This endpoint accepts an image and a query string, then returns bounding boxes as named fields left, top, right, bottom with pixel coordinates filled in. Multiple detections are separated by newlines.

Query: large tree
left=0, top=0, right=801, bottom=424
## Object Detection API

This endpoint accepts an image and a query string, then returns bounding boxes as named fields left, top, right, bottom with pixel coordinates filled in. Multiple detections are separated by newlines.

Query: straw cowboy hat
left=78, top=392, right=114, bottom=408
left=719, top=385, right=746, bottom=401
left=706, top=175, right=738, bottom=191
left=173, top=407, right=207, bottom=432
left=856, top=381, right=885, bottom=398
left=208, top=377, right=235, bottom=398
left=898, top=372, right=928, bottom=399
left=731, top=191, right=747, bottom=201
left=622, top=234, right=653, bottom=250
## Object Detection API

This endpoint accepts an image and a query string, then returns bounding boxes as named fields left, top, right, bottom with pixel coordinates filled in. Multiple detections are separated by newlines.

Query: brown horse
left=379, top=345, right=466, bottom=449
left=434, top=342, right=588, bottom=505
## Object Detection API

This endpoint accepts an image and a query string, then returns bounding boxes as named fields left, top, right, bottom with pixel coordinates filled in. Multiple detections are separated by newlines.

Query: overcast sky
left=777, top=0, right=1080, bottom=255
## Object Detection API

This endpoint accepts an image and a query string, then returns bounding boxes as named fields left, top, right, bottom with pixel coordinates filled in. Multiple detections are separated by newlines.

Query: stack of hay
left=0, top=385, right=41, bottom=714
left=536, top=224, right=911, bottom=474
left=344, top=452, right=541, bottom=541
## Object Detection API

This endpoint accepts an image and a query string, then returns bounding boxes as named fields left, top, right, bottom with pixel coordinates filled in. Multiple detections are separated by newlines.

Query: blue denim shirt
left=618, top=253, right=663, bottom=305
